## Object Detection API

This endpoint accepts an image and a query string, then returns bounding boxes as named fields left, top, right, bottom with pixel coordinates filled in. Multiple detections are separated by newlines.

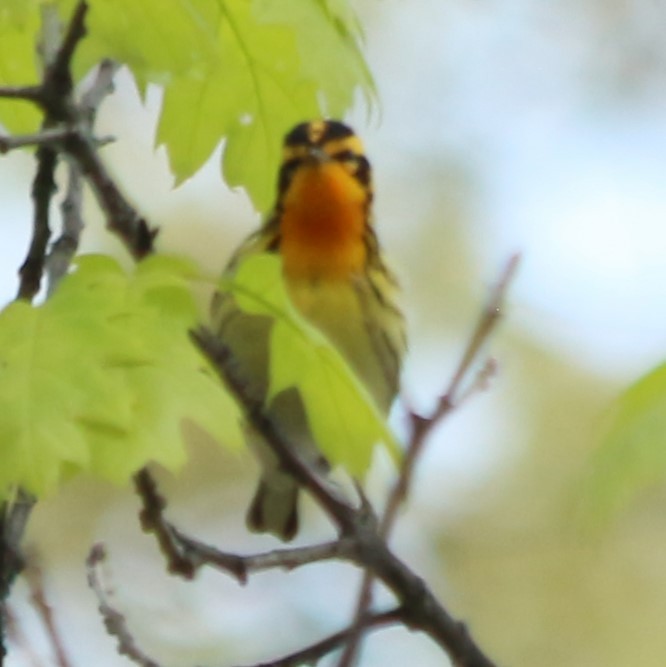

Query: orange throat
left=280, top=161, right=368, bottom=280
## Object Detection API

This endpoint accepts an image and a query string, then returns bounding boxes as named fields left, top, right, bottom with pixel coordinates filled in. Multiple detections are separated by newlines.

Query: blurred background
left=2, top=1, right=666, bottom=665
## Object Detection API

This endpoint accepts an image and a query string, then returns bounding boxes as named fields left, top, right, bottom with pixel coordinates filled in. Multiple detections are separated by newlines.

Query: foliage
left=0, top=0, right=379, bottom=496
left=0, top=255, right=243, bottom=499
left=0, top=250, right=401, bottom=498
left=227, top=253, right=401, bottom=476
left=0, top=0, right=375, bottom=211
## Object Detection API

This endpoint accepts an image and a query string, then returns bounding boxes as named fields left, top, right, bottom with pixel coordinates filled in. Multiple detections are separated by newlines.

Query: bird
left=212, top=119, right=406, bottom=541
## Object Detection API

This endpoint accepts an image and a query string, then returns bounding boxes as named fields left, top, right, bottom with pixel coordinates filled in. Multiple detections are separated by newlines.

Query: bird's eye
left=330, top=152, right=371, bottom=185
left=330, top=150, right=364, bottom=177
left=330, top=150, right=359, bottom=163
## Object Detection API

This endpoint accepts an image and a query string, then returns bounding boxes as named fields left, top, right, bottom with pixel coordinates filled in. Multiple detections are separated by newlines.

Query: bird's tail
left=246, top=473, right=299, bottom=542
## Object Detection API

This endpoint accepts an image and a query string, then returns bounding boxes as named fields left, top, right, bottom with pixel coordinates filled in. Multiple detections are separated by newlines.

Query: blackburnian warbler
left=213, top=120, right=406, bottom=540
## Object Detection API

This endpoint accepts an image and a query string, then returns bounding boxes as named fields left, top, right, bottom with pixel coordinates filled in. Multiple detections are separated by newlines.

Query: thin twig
left=3, top=602, right=44, bottom=667
left=338, top=254, right=520, bottom=667
left=0, top=490, right=35, bottom=667
left=23, top=559, right=72, bottom=667
left=79, top=59, right=119, bottom=119
left=45, top=160, right=83, bottom=295
left=170, top=528, right=353, bottom=583
left=236, top=608, right=404, bottom=667
left=0, top=127, right=74, bottom=153
left=1, top=2, right=155, bottom=261
left=14, top=1, right=92, bottom=301
left=86, top=545, right=161, bottom=667
left=15, top=145, right=57, bottom=301
left=0, top=86, right=43, bottom=103
left=0, top=128, right=115, bottom=154
left=45, top=60, right=120, bottom=294
left=134, top=469, right=196, bottom=578
left=134, top=469, right=352, bottom=583
left=394, top=253, right=520, bottom=512
left=38, top=2, right=87, bottom=121
left=63, top=131, right=157, bottom=258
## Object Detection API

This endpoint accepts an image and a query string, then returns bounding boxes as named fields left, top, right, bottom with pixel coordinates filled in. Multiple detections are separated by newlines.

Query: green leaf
left=253, top=0, right=375, bottom=116
left=0, top=0, right=373, bottom=208
left=581, top=363, right=666, bottom=524
left=0, top=0, right=44, bottom=132
left=226, top=253, right=400, bottom=477
left=155, top=0, right=375, bottom=210
left=0, top=254, right=242, bottom=499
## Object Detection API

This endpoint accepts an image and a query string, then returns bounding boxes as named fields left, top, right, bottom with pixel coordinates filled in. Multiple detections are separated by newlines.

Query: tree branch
left=63, top=130, right=157, bottom=258
left=339, top=254, right=519, bottom=666
left=190, top=328, right=362, bottom=536
left=0, top=489, right=34, bottom=665
left=1, top=4, right=127, bottom=662
left=236, top=608, right=404, bottom=667
left=86, top=545, right=161, bottom=667
left=0, top=2, right=93, bottom=655
left=0, top=2, right=156, bottom=261
left=0, top=85, right=43, bottom=104
left=45, top=159, right=83, bottom=295
left=23, top=558, right=72, bottom=667
left=134, top=469, right=353, bottom=584
left=16, top=145, right=57, bottom=301
left=190, top=326, right=500, bottom=667
left=45, top=60, right=121, bottom=294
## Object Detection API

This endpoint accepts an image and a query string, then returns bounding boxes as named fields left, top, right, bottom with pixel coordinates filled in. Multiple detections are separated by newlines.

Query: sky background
left=2, top=1, right=666, bottom=666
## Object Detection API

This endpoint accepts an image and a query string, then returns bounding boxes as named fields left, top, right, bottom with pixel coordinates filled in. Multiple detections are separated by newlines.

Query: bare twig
left=3, top=602, right=44, bottom=667
left=0, top=127, right=73, bottom=153
left=236, top=608, right=404, bottom=667
left=0, top=2, right=155, bottom=261
left=170, top=528, right=353, bottom=583
left=39, top=2, right=86, bottom=120
left=0, top=490, right=35, bottom=665
left=387, top=254, right=520, bottom=529
left=86, top=545, right=161, bottom=667
left=134, top=469, right=196, bottom=579
left=45, top=160, right=83, bottom=295
left=16, top=145, right=57, bottom=301
left=23, top=559, right=71, bottom=667
left=45, top=60, right=121, bottom=294
left=134, top=469, right=352, bottom=584
left=54, top=55, right=157, bottom=259
left=79, top=59, right=119, bottom=119
left=338, top=254, right=519, bottom=666
left=13, top=0, right=90, bottom=301
left=0, top=86, right=43, bottom=103
left=63, top=131, right=157, bottom=258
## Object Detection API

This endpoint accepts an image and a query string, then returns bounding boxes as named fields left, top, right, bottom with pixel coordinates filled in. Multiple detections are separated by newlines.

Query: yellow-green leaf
left=0, top=0, right=374, bottom=209
left=226, top=253, right=400, bottom=477
left=156, top=0, right=375, bottom=210
left=581, top=362, right=666, bottom=524
left=0, top=254, right=242, bottom=499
